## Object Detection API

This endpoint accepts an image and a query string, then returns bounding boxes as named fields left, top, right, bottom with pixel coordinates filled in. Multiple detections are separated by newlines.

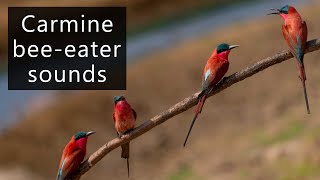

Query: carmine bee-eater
left=183, top=43, right=239, bottom=147
left=56, top=131, right=95, bottom=180
left=268, top=5, right=310, bottom=114
left=113, top=95, right=137, bottom=177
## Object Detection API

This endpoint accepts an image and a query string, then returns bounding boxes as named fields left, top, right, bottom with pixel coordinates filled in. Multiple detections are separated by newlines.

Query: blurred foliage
left=276, top=160, right=320, bottom=180
left=168, top=166, right=200, bottom=180
left=257, top=121, right=305, bottom=146
left=239, top=168, right=251, bottom=179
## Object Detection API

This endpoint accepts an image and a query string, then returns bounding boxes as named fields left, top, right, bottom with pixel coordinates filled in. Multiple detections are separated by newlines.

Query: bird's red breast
left=202, top=49, right=229, bottom=89
left=113, top=100, right=136, bottom=134
left=283, top=7, right=303, bottom=30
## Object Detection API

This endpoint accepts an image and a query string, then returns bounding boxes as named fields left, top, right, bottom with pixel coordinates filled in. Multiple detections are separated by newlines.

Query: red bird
left=56, top=131, right=95, bottom=180
left=113, top=95, right=136, bottom=177
left=184, top=43, right=239, bottom=147
left=268, top=5, right=310, bottom=114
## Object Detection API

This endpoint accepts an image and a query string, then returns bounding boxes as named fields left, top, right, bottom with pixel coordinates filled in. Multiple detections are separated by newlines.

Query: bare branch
left=69, top=38, right=320, bottom=180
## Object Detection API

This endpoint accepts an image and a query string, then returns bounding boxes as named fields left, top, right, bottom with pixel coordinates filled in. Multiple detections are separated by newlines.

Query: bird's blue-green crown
left=114, top=95, right=125, bottom=104
left=279, top=5, right=289, bottom=14
left=74, top=131, right=87, bottom=140
left=217, top=43, right=230, bottom=54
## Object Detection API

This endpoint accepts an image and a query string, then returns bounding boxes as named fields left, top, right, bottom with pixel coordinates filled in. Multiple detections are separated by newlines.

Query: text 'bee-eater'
left=268, top=5, right=310, bottom=114
left=56, top=131, right=95, bottom=180
left=113, top=95, right=137, bottom=178
left=183, top=43, right=239, bottom=147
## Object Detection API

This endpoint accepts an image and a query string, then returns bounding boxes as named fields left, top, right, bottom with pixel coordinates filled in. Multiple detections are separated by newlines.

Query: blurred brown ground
left=1, top=1, right=320, bottom=180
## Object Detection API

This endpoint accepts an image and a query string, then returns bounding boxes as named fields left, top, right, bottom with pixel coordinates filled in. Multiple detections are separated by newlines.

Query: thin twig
left=68, top=38, right=320, bottom=180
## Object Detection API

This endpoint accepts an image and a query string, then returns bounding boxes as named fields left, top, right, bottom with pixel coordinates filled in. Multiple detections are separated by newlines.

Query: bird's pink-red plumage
left=113, top=100, right=136, bottom=135
left=196, top=49, right=229, bottom=114
left=184, top=44, right=236, bottom=147
left=113, top=98, right=136, bottom=177
left=280, top=6, right=310, bottom=114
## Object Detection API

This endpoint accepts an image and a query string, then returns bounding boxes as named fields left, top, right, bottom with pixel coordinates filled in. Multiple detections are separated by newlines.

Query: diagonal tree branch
left=69, top=38, right=320, bottom=180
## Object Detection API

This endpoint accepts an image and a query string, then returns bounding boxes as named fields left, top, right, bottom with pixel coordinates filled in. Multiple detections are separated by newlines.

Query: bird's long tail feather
left=121, top=143, right=130, bottom=177
left=183, top=91, right=208, bottom=147
left=301, top=77, right=310, bottom=114
left=126, top=159, right=129, bottom=178
left=298, top=64, right=310, bottom=114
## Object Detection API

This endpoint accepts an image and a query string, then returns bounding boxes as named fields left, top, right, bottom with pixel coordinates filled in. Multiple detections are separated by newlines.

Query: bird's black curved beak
left=229, top=45, right=239, bottom=50
left=267, top=8, right=280, bottom=15
left=86, top=131, right=96, bottom=137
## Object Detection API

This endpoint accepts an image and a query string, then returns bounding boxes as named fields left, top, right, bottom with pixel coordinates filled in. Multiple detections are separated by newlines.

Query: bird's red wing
left=59, top=148, right=68, bottom=169
left=113, top=112, right=121, bottom=136
left=57, top=149, right=85, bottom=180
left=202, top=58, right=229, bottom=89
left=58, top=141, right=73, bottom=170
left=132, top=109, right=137, bottom=121
left=299, top=21, right=308, bottom=52
left=210, top=60, right=229, bottom=85
left=282, top=22, right=307, bottom=64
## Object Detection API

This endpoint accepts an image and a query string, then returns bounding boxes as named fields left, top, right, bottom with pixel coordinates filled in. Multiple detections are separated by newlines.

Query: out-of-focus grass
left=168, top=166, right=200, bottom=180
left=257, top=120, right=305, bottom=146
left=238, top=168, right=251, bottom=179
left=306, top=125, right=320, bottom=139
left=276, top=160, right=320, bottom=180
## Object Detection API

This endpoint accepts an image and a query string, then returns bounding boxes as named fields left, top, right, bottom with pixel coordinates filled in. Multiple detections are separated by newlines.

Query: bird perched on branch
left=113, top=95, right=137, bottom=178
left=268, top=5, right=310, bottom=114
left=184, top=43, right=239, bottom=147
left=56, top=131, right=95, bottom=180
